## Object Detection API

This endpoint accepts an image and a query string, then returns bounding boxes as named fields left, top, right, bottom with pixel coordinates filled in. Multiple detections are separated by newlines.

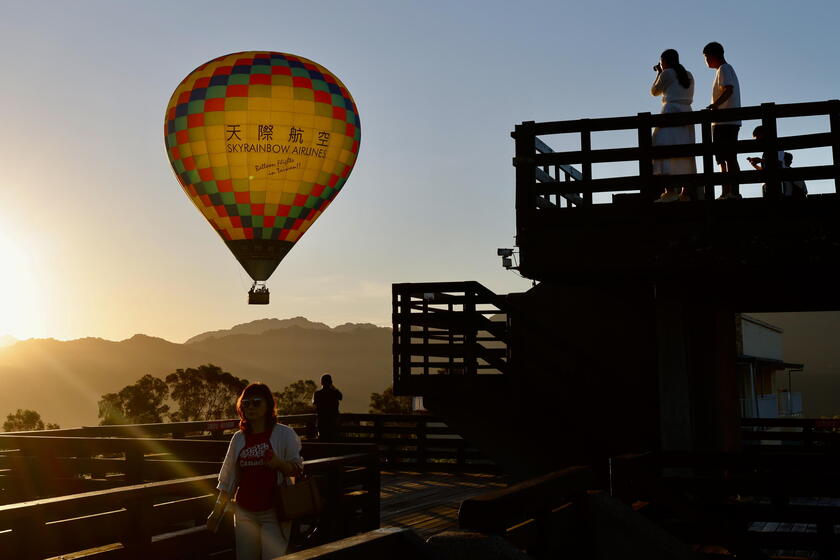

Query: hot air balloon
left=164, top=52, right=361, bottom=304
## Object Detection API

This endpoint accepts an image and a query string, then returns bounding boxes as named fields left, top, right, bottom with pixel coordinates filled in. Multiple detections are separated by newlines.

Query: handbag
left=275, top=475, right=325, bottom=521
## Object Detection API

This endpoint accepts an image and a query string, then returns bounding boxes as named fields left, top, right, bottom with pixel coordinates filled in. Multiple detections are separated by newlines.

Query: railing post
left=448, top=298, right=455, bottom=373
left=12, top=510, right=46, bottom=560
left=309, top=414, right=318, bottom=440
left=464, top=288, right=477, bottom=375
left=332, top=462, right=347, bottom=538
left=422, top=296, right=429, bottom=376
left=363, top=452, right=381, bottom=531
left=125, top=447, right=143, bottom=484
left=124, top=493, right=153, bottom=559
left=514, top=121, right=537, bottom=240
left=416, top=418, right=427, bottom=468
left=581, top=120, right=592, bottom=206
left=701, top=118, right=715, bottom=201
left=830, top=99, right=840, bottom=194
left=761, top=102, right=781, bottom=198
left=637, top=112, right=654, bottom=201
left=393, top=285, right=412, bottom=391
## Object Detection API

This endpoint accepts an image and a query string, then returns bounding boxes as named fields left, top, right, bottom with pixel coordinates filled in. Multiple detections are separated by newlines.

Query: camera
left=653, top=63, right=662, bottom=72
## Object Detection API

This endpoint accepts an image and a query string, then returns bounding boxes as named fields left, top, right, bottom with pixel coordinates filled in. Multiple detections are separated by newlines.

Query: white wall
left=741, top=316, right=783, bottom=361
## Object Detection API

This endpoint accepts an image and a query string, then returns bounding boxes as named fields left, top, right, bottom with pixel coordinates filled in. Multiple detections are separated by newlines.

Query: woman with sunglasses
left=207, top=382, right=303, bottom=559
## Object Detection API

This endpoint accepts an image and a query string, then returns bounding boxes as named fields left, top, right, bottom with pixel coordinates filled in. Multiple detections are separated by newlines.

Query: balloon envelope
left=164, top=51, right=361, bottom=281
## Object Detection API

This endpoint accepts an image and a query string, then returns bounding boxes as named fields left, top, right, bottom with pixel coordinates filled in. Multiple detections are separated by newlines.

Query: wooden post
left=830, top=99, right=840, bottom=194
left=464, top=288, right=477, bottom=375
left=422, top=297, right=429, bottom=376
left=416, top=418, right=427, bottom=468
left=364, top=452, right=381, bottom=531
left=125, top=447, right=143, bottom=484
left=701, top=119, right=715, bottom=201
left=392, top=285, right=401, bottom=389
left=581, top=120, right=593, bottom=206
left=514, top=122, right=537, bottom=242
left=12, top=510, right=46, bottom=560
left=761, top=102, right=781, bottom=198
left=637, top=112, right=654, bottom=200
left=124, top=494, right=152, bottom=559
left=331, top=463, right=347, bottom=538
left=448, top=298, right=454, bottom=374
left=394, top=285, right=411, bottom=389
left=309, top=415, right=318, bottom=440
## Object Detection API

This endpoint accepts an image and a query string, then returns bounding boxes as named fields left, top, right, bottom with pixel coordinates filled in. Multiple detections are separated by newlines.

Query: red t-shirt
left=235, top=431, right=275, bottom=512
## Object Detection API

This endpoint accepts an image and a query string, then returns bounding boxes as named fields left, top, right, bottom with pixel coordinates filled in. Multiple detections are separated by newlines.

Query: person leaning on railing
left=207, top=382, right=304, bottom=560
left=313, top=373, right=342, bottom=442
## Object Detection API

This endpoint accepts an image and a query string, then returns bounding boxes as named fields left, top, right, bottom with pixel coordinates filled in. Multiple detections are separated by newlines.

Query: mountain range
left=0, top=317, right=392, bottom=429
left=2, top=312, right=837, bottom=430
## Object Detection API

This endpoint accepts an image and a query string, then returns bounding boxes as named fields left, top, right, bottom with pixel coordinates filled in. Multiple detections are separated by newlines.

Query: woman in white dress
left=651, top=49, right=697, bottom=202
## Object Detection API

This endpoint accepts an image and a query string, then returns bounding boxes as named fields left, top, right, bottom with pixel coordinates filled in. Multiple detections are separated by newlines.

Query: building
left=736, top=314, right=804, bottom=418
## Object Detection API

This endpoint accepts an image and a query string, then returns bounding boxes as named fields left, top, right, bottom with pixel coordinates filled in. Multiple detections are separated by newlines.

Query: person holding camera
left=650, top=49, right=697, bottom=203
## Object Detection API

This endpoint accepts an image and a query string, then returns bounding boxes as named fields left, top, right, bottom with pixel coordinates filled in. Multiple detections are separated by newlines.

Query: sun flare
left=0, top=232, right=41, bottom=339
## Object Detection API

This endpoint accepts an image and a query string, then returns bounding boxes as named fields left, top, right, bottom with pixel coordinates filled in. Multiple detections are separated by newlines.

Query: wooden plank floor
left=379, top=469, right=508, bottom=538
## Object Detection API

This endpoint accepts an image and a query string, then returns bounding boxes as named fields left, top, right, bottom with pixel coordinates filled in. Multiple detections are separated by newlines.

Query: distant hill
left=0, top=319, right=392, bottom=429
left=185, top=316, right=331, bottom=344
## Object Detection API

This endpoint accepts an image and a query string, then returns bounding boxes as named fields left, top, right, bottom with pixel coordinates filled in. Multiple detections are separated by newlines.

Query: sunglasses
left=241, top=397, right=267, bottom=408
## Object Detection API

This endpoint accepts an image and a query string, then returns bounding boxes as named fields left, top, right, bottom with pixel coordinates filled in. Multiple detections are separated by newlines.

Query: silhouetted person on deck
left=703, top=41, right=742, bottom=199
left=650, top=48, right=697, bottom=202
left=313, top=374, right=342, bottom=441
left=746, top=125, right=785, bottom=198
left=784, top=152, right=808, bottom=199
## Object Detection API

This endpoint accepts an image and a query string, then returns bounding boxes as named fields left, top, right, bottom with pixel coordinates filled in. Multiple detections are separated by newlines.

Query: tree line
left=2, top=363, right=413, bottom=432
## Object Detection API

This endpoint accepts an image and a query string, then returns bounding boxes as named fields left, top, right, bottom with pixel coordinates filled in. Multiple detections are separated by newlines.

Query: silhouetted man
left=704, top=41, right=742, bottom=199
left=313, top=373, right=342, bottom=441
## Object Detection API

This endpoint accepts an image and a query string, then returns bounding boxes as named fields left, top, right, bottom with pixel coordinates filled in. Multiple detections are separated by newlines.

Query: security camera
left=497, top=248, right=514, bottom=257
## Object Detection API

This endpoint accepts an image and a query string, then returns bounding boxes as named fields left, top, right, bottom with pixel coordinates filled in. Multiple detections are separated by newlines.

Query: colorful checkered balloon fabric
left=164, top=51, right=360, bottom=277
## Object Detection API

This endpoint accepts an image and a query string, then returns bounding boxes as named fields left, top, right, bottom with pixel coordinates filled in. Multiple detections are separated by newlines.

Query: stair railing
left=392, top=282, right=510, bottom=393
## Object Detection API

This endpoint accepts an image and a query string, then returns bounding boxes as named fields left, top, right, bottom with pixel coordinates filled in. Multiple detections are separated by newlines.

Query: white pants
left=234, top=505, right=291, bottom=559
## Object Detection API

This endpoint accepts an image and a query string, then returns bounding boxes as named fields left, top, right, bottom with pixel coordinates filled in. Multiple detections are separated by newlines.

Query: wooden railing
left=0, top=434, right=375, bottom=504
left=741, top=417, right=840, bottom=450
left=392, top=281, right=510, bottom=391
left=513, top=100, right=840, bottom=212
left=337, top=413, right=492, bottom=469
left=610, top=450, right=840, bottom=559
left=32, top=412, right=491, bottom=468
left=459, top=465, right=596, bottom=558
left=0, top=414, right=492, bottom=504
left=0, top=451, right=379, bottom=560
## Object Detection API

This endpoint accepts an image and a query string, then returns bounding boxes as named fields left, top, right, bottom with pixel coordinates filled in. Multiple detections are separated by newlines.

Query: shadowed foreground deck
left=379, top=469, right=508, bottom=538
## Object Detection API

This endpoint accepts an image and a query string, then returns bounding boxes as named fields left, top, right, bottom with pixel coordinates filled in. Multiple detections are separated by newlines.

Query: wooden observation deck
left=512, top=100, right=840, bottom=309
left=392, top=100, right=840, bottom=479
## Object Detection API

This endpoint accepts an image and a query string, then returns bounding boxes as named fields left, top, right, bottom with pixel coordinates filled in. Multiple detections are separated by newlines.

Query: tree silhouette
left=98, top=374, right=170, bottom=425
left=369, top=386, right=413, bottom=414
left=3, top=409, right=59, bottom=432
left=274, top=379, right=317, bottom=415
left=166, top=364, right=248, bottom=421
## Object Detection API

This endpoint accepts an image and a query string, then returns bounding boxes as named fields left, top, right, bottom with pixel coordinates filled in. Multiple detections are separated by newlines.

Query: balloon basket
left=248, top=283, right=270, bottom=305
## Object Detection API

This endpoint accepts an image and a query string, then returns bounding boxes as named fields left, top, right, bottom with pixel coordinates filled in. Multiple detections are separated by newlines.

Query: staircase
left=392, top=281, right=661, bottom=479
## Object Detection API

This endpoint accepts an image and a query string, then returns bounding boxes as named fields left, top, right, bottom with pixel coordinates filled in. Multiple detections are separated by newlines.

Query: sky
left=1, top=0, right=838, bottom=343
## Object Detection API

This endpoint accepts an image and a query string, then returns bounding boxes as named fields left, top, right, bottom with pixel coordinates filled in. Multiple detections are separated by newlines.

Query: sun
left=0, top=232, right=41, bottom=339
